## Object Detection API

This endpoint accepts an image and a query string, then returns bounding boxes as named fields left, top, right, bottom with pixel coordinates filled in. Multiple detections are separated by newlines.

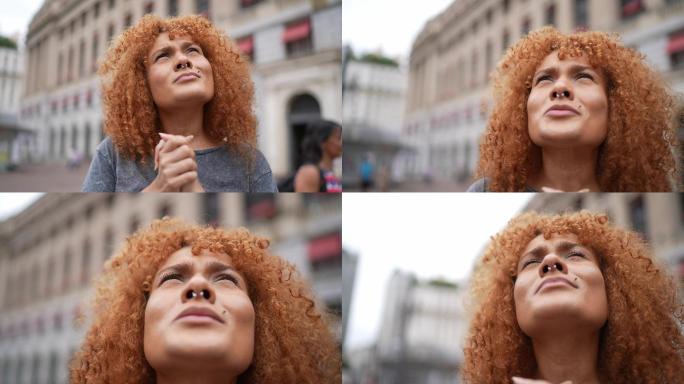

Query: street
left=0, top=161, right=89, bottom=192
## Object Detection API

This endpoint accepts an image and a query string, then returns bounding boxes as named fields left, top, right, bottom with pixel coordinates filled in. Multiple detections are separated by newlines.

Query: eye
left=159, top=272, right=183, bottom=285
left=187, top=46, right=200, bottom=54
left=567, top=250, right=585, bottom=260
left=535, top=75, right=552, bottom=85
left=215, top=273, right=239, bottom=286
left=576, top=72, right=594, bottom=81
left=154, top=52, right=168, bottom=62
left=521, top=258, right=540, bottom=269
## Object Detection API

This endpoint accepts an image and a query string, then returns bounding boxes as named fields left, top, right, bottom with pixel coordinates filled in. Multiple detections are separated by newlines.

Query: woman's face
left=144, top=246, right=255, bottom=377
left=513, top=233, right=608, bottom=338
left=146, top=33, right=215, bottom=110
left=526, top=52, right=608, bottom=150
left=322, top=126, right=343, bottom=159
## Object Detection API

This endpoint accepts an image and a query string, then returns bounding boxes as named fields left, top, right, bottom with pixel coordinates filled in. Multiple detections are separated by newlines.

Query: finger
left=159, top=133, right=194, bottom=153
left=154, top=139, right=166, bottom=171
left=159, top=144, right=196, bottom=165
left=168, top=171, right=197, bottom=189
left=166, top=157, right=198, bottom=177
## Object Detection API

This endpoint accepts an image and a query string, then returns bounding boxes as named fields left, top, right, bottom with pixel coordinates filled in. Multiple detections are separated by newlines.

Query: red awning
left=308, top=233, right=341, bottom=262
left=622, top=0, right=642, bottom=17
left=668, top=32, right=684, bottom=54
left=237, top=36, right=253, bottom=55
left=282, top=19, right=310, bottom=43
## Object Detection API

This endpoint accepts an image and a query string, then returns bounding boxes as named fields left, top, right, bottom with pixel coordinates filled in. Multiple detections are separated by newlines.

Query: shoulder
left=466, top=177, right=489, bottom=192
left=296, top=164, right=320, bottom=178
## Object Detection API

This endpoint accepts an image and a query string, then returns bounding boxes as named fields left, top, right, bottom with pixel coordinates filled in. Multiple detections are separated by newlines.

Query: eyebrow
left=149, top=40, right=198, bottom=60
left=519, top=241, right=585, bottom=265
left=156, top=260, right=239, bottom=281
left=533, top=64, right=596, bottom=78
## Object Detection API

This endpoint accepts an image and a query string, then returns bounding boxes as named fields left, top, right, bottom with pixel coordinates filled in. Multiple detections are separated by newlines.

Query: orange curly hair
left=99, top=15, right=256, bottom=162
left=476, top=27, right=680, bottom=191
left=69, top=218, right=340, bottom=383
left=463, top=211, right=684, bottom=383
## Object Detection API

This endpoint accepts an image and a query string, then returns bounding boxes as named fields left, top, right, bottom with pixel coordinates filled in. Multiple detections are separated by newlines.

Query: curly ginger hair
left=99, top=15, right=256, bottom=162
left=463, top=211, right=684, bottom=383
left=476, top=27, right=680, bottom=191
left=70, top=218, right=340, bottom=383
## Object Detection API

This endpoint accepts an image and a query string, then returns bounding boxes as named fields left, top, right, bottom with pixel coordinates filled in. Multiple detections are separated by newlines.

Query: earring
left=186, top=290, right=198, bottom=299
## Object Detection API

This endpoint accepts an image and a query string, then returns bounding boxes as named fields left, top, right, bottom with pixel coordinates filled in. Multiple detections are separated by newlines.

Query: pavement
left=0, top=161, right=90, bottom=192
left=344, top=179, right=470, bottom=192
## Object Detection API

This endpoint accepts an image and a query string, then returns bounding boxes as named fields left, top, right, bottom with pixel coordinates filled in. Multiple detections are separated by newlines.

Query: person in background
left=293, top=119, right=342, bottom=193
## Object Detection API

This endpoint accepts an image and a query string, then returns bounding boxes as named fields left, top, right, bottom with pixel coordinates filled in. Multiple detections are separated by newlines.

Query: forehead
left=522, top=232, right=581, bottom=254
left=536, top=50, right=594, bottom=71
left=157, top=246, right=233, bottom=271
left=149, top=33, right=197, bottom=52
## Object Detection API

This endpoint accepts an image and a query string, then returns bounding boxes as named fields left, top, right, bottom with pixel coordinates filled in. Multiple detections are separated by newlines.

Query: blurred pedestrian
left=293, top=119, right=343, bottom=192
left=469, top=27, right=679, bottom=192
left=82, top=15, right=276, bottom=192
left=463, top=211, right=684, bottom=383
left=359, top=153, right=374, bottom=192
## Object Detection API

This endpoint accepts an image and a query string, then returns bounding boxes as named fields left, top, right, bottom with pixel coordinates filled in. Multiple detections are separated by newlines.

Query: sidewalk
left=0, top=162, right=89, bottom=192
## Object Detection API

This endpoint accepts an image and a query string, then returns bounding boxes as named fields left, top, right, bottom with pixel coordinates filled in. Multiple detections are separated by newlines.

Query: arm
left=294, top=165, right=321, bottom=192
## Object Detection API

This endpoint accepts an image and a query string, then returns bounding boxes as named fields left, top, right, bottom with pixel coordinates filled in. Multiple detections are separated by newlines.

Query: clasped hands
left=144, top=132, right=204, bottom=192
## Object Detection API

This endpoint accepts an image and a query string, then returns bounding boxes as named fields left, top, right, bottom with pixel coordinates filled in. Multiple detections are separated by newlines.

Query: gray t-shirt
left=81, top=137, right=278, bottom=192
left=467, top=177, right=538, bottom=192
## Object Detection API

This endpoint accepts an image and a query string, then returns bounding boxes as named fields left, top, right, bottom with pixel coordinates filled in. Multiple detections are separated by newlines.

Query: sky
left=342, top=193, right=533, bottom=352
left=0, top=0, right=43, bottom=41
left=0, top=193, right=43, bottom=221
left=343, top=0, right=454, bottom=59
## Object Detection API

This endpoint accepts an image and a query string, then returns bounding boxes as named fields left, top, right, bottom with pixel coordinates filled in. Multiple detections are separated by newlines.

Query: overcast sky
left=0, top=193, right=43, bottom=221
left=343, top=0, right=454, bottom=59
left=343, top=193, right=532, bottom=352
left=0, top=0, right=43, bottom=41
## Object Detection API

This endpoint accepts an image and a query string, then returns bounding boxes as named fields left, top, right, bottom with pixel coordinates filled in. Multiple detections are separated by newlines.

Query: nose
left=538, top=253, right=568, bottom=278
left=549, top=78, right=573, bottom=101
left=175, top=54, right=193, bottom=71
left=181, top=275, right=216, bottom=304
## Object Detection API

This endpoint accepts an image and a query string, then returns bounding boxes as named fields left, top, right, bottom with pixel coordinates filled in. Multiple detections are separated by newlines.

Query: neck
left=156, top=370, right=237, bottom=384
left=319, top=153, right=334, bottom=171
left=531, top=331, right=601, bottom=384
left=158, top=104, right=217, bottom=150
left=530, top=147, right=601, bottom=192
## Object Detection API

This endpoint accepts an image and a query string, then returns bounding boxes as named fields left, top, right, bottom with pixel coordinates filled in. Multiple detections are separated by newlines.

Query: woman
left=469, top=27, right=680, bottom=192
left=293, top=120, right=342, bottom=192
left=81, top=15, right=277, bottom=192
left=70, top=218, right=340, bottom=383
left=463, top=211, right=684, bottom=383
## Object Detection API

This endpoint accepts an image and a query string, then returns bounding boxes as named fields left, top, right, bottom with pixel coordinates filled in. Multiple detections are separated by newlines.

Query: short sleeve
left=81, top=138, right=116, bottom=192
left=250, top=150, right=278, bottom=192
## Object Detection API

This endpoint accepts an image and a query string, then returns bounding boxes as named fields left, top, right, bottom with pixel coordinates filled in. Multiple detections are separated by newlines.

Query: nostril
left=555, top=262, right=563, bottom=272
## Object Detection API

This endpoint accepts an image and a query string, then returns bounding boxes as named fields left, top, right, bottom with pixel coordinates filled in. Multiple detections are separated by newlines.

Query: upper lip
left=174, top=71, right=200, bottom=83
left=535, top=276, right=578, bottom=294
left=175, top=306, right=224, bottom=323
left=545, top=104, right=580, bottom=115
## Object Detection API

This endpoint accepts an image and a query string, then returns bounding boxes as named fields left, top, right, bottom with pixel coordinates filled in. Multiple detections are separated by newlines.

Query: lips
left=535, top=277, right=578, bottom=294
left=174, top=72, right=200, bottom=83
left=175, top=306, right=224, bottom=323
left=544, top=104, right=580, bottom=116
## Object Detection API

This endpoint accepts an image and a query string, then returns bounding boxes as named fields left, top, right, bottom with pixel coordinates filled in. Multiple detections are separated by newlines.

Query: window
left=629, top=196, right=648, bottom=239
left=521, top=16, right=531, bottom=35
left=168, top=0, right=178, bottom=16
left=240, top=0, right=264, bottom=8
left=81, top=11, right=87, bottom=27
left=144, top=1, right=154, bottom=14
left=124, top=13, right=133, bottom=28
left=91, top=33, right=99, bottom=73
left=196, top=0, right=210, bottom=19
left=502, top=0, right=510, bottom=13
left=129, top=215, right=140, bottom=234
left=203, top=194, right=220, bottom=225
left=574, top=0, right=589, bottom=30
left=94, top=1, right=100, bottom=19
left=485, top=40, right=493, bottom=84
left=485, top=8, right=493, bottom=25
left=470, top=49, right=478, bottom=89
left=107, top=23, right=115, bottom=42
left=81, top=238, right=91, bottom=286
left=668, top=29, right=684, bottom=70
left=502, top=28, right=509, bottom=52
left=158, top=202, right=172, bottom=218
left=78, top=40, right=86, bottom=78
left=283, top=18, right=313, bottom=58
left=245, top=194, right=276, bottom=222
left=237, top=35, right=254, bottom=61
left=67, top=46, right=74, bottom=82
left=546, top=2, right=556, bottom=26
left=63, top=249, right=72, bottom=291
left=621, top=0, right=643, bottom=19
left=108, top=0, right=115, bottom=10
left=103, top=227, right=114, bottom=261
left=57, top=53, right=63, bottom=85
